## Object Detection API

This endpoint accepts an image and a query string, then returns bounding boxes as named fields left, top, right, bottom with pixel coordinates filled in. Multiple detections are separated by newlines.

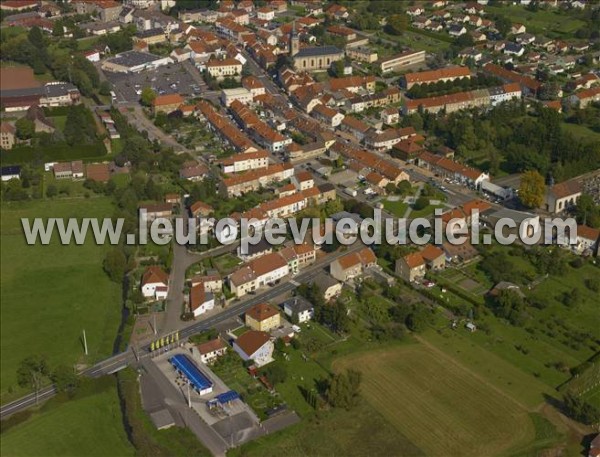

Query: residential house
left=245, top=303, right=281, bottom=332
left=196, top=338, right=227, bottom=364
left=312, top=274, right=342, bottom=301
left=330, top=247, right=377, bottom=282
left=311, top=104, right=344, bottom=127
left=573, top=225, right=599, bottom=256
left=190, top=283, right=215, bottom=317
left=141, top=266, right=169, bottom=299
left=233, top=330, right=273, bottom=367
left=282, top=296, right=314, bottom=324
left=0, top=123, right=16, bottom=150
left=420, top=244, right=446, bottom=271
left=395, top=251, right=426, bottom=282
left=229, top=251, right=289, bottom=297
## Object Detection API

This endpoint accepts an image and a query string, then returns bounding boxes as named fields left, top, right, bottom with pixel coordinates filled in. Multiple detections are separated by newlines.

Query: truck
left=344, top=187, right=358, bottom=197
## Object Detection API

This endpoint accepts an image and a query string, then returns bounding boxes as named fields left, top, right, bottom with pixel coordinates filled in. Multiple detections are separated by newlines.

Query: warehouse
left=101, top=50, right=173, bottom=73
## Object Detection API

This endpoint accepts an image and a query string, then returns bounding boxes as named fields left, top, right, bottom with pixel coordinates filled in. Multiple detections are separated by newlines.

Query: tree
left=263, top=363, right=287, bottom=386
left=519, top=170, right=545, bottom=208
left=17, top=355, right=50, bottom=404
left=412, top=196, right=429, bottom=211
left=405, top=308, right=429, bottom=332
left=140, top=87, right=157, bottom=107
left=326, top=369, right=362, bottom=410
left=99, top=80, right=112, bottom=96
left=494, top=15, right=512, bottom=37
left=103, top=248, right=126, bottom=283
left=52, top=20, right=64, bottom=37
left=28, top=26, right=45, bottom=50
left=51, top=365, right=80, bottom=394
left=15, top=118, right=35, bottom=140
left=46, top=183, right=58, bottom=198
left=386, top=14, right=408, bottom=35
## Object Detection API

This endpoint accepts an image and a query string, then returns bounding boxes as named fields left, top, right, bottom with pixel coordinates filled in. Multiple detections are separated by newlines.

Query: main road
left=0, top=242, right=365, bottom=420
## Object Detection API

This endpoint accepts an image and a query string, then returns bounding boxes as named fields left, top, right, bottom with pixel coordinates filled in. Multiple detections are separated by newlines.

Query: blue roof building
left=170, top=354, right=213, bottom=395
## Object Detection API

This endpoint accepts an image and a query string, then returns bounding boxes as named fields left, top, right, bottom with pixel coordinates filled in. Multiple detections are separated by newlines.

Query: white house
left=283, top=296, right=314, bottom=323
left=190, top=283, right=215, bottom=317
left=573, top=225, right=599, bottom=255
left=195, top=338, right=227, bottom=364
left=233, top=330, right=274, bottom=367
left=141, top=266, right=169, bottom=299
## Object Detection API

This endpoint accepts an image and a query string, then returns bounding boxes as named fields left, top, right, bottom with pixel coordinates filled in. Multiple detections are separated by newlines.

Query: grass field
left=333, top=344, right=535, bottom=457
left=0, top=198, right=122, bottom=402
left=0, top=383, right=133, bottom=457
left=562, top=122, right=600, bottom=141
left=382, top=198, right=408, bottom=217
left=485, top=5, right=586, bottom=36
left=231, top=397, right=423, bottom=457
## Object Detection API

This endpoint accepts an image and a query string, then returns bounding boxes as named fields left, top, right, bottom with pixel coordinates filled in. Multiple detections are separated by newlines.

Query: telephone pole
left=82, top=329, right=88, bottom=355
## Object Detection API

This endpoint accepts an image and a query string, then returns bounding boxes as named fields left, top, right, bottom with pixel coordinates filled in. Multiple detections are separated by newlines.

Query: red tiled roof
left=153, top=93, right=184, bottom=106
left=246, top=303, right=279, bottom=322
left=197, top=338, right=227, bottom=355
left=235, top=330, right=270, bottom=356
left=142, top=266, right=169, bottom=286
left=404, top=252, right=425, bottom=268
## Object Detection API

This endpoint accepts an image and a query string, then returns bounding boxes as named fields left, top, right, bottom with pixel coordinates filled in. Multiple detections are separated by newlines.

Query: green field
left=0, top=198, right=122, bottom=402
left=562, top=122, right=600, bottom=141
left=382, top=198, right=408, bottom=217
left=334, top=344, right=535, bottom=457
left=0, top=383, right=133, bottom=457
left=485, top=5, right=586, bottom=36
left=231, top=394, right=423, bottom=457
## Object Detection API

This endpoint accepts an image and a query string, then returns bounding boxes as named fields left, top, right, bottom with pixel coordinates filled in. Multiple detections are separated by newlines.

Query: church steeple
left=290, top=20, right=299, bottom=57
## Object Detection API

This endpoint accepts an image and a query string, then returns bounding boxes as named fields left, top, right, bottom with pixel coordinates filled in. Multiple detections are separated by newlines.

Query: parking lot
left=102, top=62, right=203, bottom=103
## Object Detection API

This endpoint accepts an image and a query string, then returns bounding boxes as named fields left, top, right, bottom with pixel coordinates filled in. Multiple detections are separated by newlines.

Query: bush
left=412, top=196, right=429, bottom=211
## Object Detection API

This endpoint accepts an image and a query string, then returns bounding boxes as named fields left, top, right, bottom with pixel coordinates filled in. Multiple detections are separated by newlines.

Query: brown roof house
left=245, top=303, right=281, bottom=332
left=330, top=247, right=377, bottom=282
left=141, top=266, right=169, bottom=300
left=233, top=330, right=274, bottom=367
left=396, top=251, right=426, bottom=283
left=195, top=338, right=227, bottom=364
left=190, top=282, right=215, bottom=317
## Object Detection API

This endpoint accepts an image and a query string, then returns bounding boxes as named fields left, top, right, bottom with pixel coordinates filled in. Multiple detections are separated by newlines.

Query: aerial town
left=1, top=0, right=599, bottom=456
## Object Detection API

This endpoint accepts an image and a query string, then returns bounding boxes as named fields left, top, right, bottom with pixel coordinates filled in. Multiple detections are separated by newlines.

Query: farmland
left=333, top=344, right=535, bottom=457
left=0, top=198, right=122, bottom=402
